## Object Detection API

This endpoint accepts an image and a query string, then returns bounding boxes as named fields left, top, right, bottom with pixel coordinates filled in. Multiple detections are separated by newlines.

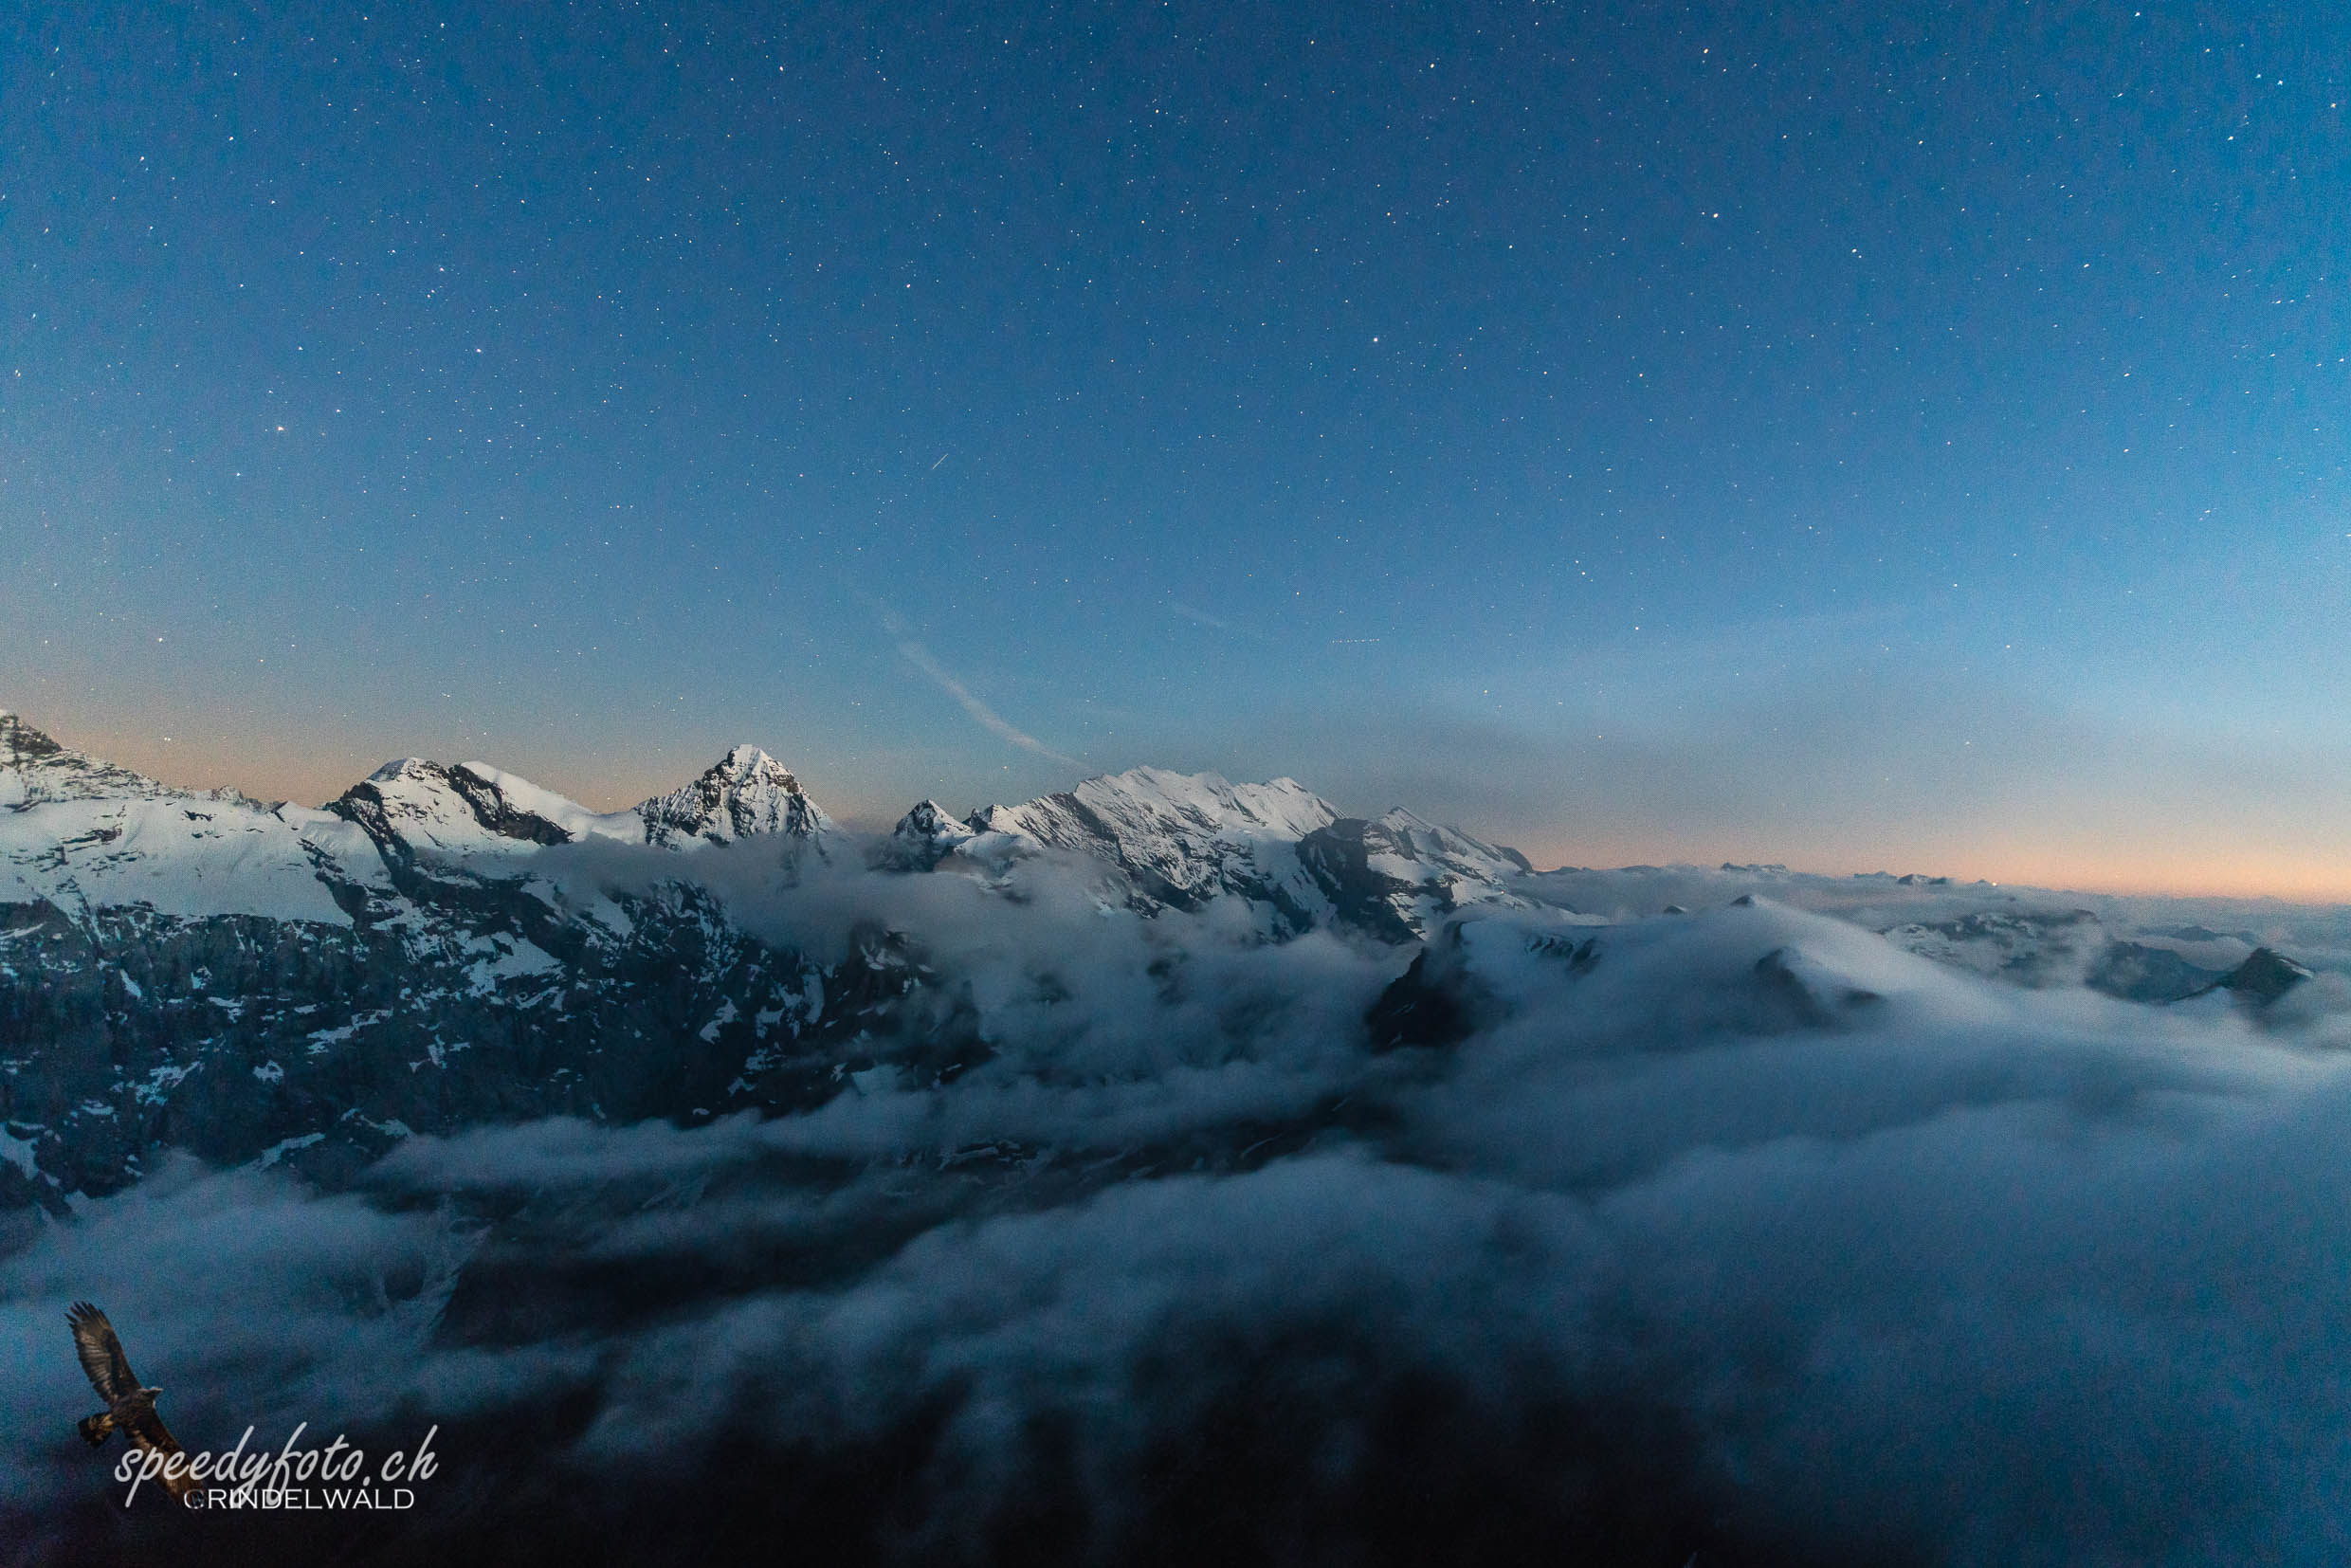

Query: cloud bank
left=7, top=876, right=2351, bottom=1566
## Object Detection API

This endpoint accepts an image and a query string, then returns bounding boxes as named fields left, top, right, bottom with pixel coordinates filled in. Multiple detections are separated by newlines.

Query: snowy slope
left=330, top=746, right=831, bottom=868
left=458, top=761, right=647, bottom=845
left=1297, top=807, right=1536, bottom=942
left=950, top=768, right=1538, bottom=939
left=0, top=712, right=355, bottom=924
left=2, top=710, right=225, bottom=807
left=5, top=714, right=840, bottom=921
left=962, top=767, right=1340, bottom=923
left=8, top=712, right=1526, bottom=940
left=331, top=758, right=589, bottom=864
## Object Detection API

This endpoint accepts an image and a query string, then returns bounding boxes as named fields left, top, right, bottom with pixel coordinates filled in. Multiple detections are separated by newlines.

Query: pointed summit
left=874, top=798, right=977, bottom=871
left=638, top=745, right=831, bottom=849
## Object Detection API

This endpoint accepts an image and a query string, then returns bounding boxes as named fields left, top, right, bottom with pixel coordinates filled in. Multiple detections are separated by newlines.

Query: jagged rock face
left=875, top=799, right=976, bottom=871
left=0, top=711, right=64, bottom=768
left=1297, top=810, right=1533, bottom=944
left=638, top=745, right=831, bottom=850
left=0, top=882, right=921, bottom=1212
left=1365, top=928, right=1485, bottom=1051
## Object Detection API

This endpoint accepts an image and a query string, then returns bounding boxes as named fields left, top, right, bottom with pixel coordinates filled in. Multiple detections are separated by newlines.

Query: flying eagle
left=67, top=1301, right=195, bottom=1501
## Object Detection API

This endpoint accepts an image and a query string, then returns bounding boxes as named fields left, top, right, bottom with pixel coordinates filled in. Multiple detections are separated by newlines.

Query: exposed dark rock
left=1365, top=946, right=1474, bottom=1053
left=0, top=878, right=872, bottom=1204
left=0, top=711, right=64, bottom=764
left=2206, top=947, right=2314, bottom=1007
left=874, top=799, right=975, bottom=871
left=1300, top=820, right=1431, bottom=946
left=1751, top=948, right=1883, bottom=1030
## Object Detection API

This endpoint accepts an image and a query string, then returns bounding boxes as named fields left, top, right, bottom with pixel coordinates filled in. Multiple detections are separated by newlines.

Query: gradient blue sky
left=5, top=1, right=2347, bottom=894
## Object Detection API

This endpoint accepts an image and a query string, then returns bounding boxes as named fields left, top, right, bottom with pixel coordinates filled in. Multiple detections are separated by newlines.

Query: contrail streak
left=876, top=607, right=1078, bottom=767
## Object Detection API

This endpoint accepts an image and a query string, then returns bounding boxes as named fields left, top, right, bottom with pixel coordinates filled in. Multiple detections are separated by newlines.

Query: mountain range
left=0, top=709, right=2315, bottom=1217
left=0, top=711, right=1537, bottom=1212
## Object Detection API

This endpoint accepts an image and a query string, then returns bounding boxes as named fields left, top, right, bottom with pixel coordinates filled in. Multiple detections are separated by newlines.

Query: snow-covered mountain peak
left=957, top=768, right=1335, bottom=921
left=876, top=798, right=978, bottom=871
left=718, top=742, right=780, bottom=775
left=637, top=745, right=831, bottom=849
left=1284, top=809, right=1534, bottom=943
left=901, top=797, right=966, bottom=830
left=975, top=767, right=1333, bottom=863
left=3, top=714, right=353, bottom=921
left=1066, top=766, right=1341, bottom=841
left=333, top=757, right=600, bottom=859
left=343, top=747, right=829, bottom=859
left=952, top=767, right=1544, bottom=939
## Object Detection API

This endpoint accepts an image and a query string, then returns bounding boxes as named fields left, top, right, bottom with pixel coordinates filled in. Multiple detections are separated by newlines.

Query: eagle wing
left=123, top=1405, right=195, bottom=1500
left=66, top=1302, right=139, bottom=1405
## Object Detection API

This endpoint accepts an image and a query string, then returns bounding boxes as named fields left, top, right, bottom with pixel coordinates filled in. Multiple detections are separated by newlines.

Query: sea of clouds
left=6, top=849, right=2351, bottom=1566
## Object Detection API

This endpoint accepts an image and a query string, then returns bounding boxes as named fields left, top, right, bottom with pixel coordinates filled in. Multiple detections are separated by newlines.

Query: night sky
left=5, top=1, right=2346, bottom=894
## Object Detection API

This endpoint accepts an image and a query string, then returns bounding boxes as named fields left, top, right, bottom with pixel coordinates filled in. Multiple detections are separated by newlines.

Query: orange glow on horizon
left=1509, top=831, right=2351, bottom=905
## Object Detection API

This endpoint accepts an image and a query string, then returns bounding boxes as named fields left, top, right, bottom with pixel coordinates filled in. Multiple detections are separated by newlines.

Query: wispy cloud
left=1167, top=600, right=1236, bottom=633
left=876, top=606, right=1078, bottom=768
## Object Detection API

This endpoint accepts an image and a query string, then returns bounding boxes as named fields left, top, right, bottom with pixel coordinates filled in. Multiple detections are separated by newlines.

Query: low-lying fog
left=9, top=852, right=2351, bottom=1566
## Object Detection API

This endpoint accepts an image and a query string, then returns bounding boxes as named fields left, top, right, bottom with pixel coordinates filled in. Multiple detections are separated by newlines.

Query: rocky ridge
left=0, top=711, right=2324, bottom=1219
left=0, top=715, right=1538, bottom=1213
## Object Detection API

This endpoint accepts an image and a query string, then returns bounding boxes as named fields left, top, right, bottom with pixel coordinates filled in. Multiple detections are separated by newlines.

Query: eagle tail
left=78, top=1412, right=115, bottom=1447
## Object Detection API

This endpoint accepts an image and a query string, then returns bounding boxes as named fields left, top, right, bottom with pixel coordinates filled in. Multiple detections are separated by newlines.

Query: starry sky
left=5, top=0, right=2347, bottom=896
